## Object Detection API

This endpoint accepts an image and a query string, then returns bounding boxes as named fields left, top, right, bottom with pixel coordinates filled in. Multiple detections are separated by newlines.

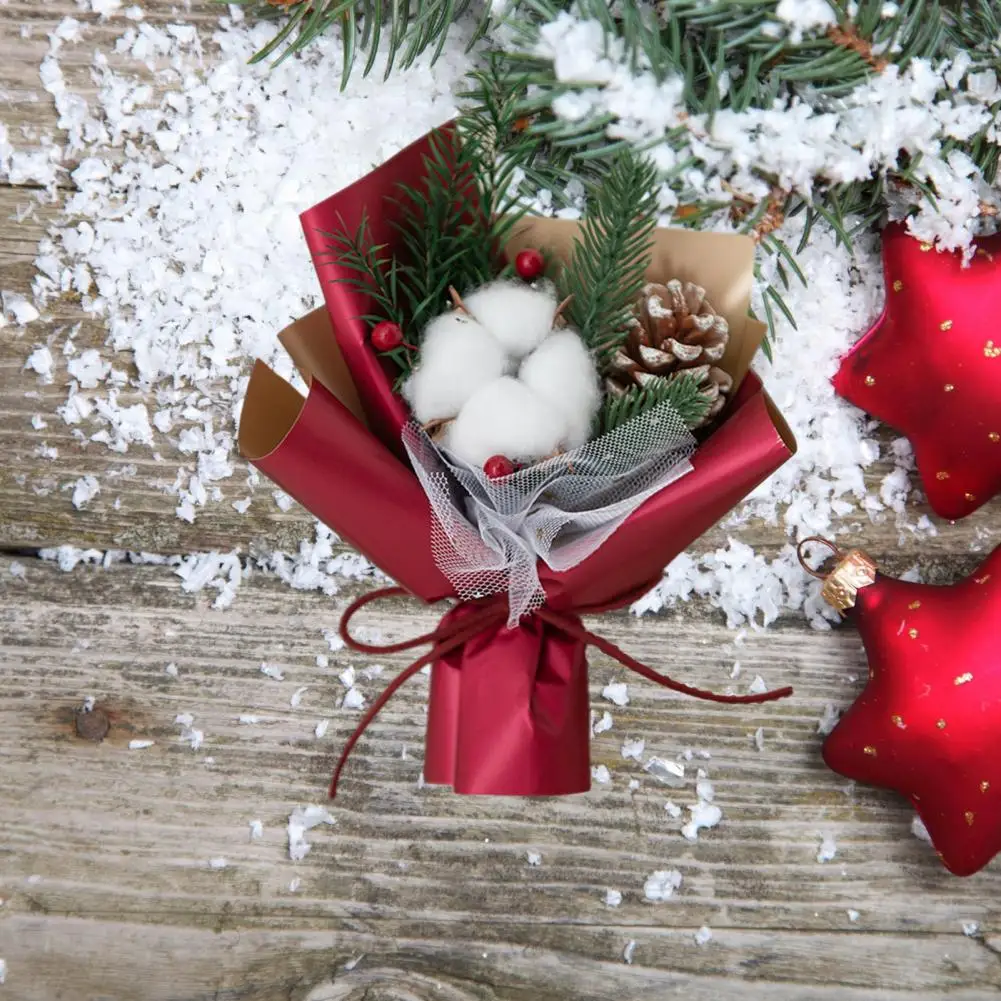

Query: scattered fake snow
left=175, top=712, right=204, bottom=750
left=288, top=804, right=335, bottom=862
left=694, top=925, right=713, bottom=947
left=644, top=869, right=683, bottom=902
left=591, top=710, right=613, bottom=735
left=128, top=739, right=154, bottom=749
left=602, top=681, right=629, bottom=707
left=911, top=816, right=932, bottom=844
left=3, top=2, right=993, bottom=634
left=526, top=851, right=542, bottom=866
left=249, top=819, right=263, bottom=840
left=605, top=888, right=622, bottom=908
left=3, top=1, right=996, bottom=922
left=816, top=833, right=838, bottom=863
left=591, top=764, right=611, bottom=785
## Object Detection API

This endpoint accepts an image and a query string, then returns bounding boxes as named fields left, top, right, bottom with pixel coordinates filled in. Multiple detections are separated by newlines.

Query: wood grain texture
left=2, top=2, right=1001, bottom=999
left=3, top=559, right=1001, bottom=1000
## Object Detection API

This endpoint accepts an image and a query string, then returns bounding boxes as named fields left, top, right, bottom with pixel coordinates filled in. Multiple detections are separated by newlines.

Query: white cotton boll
left=518, top=329, right=600, bottom=449
left=463, top=281, right=558, bottom=358
left=403, top=313, right=508, bottom=423
left=446, top=376, right=567, bottom=467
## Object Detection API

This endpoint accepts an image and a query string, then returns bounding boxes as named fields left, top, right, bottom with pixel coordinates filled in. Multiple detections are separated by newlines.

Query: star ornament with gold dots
left=801, top=538, right=1001, bottom=876
left=834, top=223, right=1001, bottom=520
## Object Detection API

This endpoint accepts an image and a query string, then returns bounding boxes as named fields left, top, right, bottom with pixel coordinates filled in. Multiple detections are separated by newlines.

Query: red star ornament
left=816, top=542, right=1001, bottom=876
left=834, top=222, right=1001, bottom=520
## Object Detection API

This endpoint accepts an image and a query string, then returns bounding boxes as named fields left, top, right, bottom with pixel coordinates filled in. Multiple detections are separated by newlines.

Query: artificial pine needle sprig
left=601, top=373, right=710, bottom=435
left=241, top=0, right=478, bottom=86
left=325, top=55, right=567, bottom=375
left=322, top=211, right=405, bottom=328
left=559, top=149, right=658, bottom=360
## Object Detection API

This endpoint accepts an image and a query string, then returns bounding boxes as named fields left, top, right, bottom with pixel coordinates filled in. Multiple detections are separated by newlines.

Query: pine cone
left=607, top=279, right=733, bottom=428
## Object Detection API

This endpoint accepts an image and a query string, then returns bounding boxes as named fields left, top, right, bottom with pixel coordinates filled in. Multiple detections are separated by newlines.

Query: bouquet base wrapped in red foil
left=239, top=129, right=798, bottom=798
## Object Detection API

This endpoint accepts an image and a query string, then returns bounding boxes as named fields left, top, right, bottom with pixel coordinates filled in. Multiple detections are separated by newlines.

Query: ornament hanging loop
left=797, top=537, right=878, bottom=614
left=797, top=536, right=843, bottom=579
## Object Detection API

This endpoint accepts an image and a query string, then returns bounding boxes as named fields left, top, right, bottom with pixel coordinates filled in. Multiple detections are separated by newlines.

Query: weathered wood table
left=1, top=4, right=1000, bottom=999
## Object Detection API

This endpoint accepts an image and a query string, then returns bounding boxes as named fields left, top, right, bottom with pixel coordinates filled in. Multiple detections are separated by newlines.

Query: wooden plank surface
left=2, top=3, right=1001, bottom=1000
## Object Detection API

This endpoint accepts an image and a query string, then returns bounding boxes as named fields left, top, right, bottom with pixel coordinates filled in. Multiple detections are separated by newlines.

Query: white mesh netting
left=402, top=401, right=697, bottom=627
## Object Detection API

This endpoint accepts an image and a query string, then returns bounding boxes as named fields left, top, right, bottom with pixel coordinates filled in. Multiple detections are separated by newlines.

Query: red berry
left=515, top=248, right=545, bottom=281
left=483, top=454, right=515, bottom=479
left=371, top=320, right=403, bottom=352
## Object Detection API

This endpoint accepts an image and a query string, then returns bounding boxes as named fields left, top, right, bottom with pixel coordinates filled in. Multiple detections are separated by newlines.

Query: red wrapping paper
left=239, top=128, right=798, bottom=796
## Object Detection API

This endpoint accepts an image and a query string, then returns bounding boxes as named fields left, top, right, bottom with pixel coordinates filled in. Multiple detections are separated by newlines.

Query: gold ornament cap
left=797, top=537, right=878, bottom=614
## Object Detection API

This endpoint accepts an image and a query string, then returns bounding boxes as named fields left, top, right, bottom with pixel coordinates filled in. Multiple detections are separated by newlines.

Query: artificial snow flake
left=208, top=857, right=228, bottom=870
left=526, top=851, right=542, bottom=866
left=128, top=739, right=154, bottom=749
left=817, top=703, right=840, bottom=736
left=621, top=738, right=645, bottom=761
left=602, top=681, right=629, bottom=706
left=622, top=940, right=636, bottom=965
left=693, top=926, right=713, bottom=947
left=643, top=869, right=683, bottom=902
left=911, top=816, right=932, bottom=843
left=681, top=802, right=722, bottom=842
left=644, top=757, right=685, bottom=787
left=591, top=764, right=611, bottom=784
left=847, top=909, right=860, bottom=923
left=25, top=346, right=54, bottom=382
left=2, top=291, right=40, bottom=325
left=249, top=819, right=263, bottom=840
left=175, top=712, right=203, bottom=750
left=962, top=921, right=980, bottom=937
left=260, top=662, right=284, bottom=682
left=816, top=833, right=838, bottom=863
left=71, top=474, right=100, bottom=509
left=288, top=804, right=336, bottom=862
left=342, top=687, right=365, bottom=710
left=592, top=710, right=613, bottom=735
left=605, top=888, right=622, bottom=908
left=314, top=719, right=330, bottom=738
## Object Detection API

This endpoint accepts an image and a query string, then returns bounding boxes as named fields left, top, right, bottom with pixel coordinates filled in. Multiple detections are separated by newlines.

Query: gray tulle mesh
left=402, top=402, right=697, bottom=627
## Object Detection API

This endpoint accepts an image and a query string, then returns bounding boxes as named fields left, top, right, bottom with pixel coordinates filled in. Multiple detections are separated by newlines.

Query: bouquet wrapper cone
left=240, top=127, right=797, bottom=797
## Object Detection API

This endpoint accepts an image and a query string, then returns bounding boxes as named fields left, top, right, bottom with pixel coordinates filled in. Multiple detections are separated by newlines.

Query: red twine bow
left=329, top=587, right=793, bottom=797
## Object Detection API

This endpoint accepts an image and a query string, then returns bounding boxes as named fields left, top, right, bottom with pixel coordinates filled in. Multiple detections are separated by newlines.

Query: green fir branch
left=601, top=373, right=710, bottom=435
left=238, top=0, right=480, bottom=75
left=322, top=211, right=406, bottom=328
left=559, top=148, right=658, bottom=358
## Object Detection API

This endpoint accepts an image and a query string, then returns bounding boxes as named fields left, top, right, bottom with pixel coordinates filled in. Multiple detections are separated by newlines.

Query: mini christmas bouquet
left=239, top=113, right=798, bottom=798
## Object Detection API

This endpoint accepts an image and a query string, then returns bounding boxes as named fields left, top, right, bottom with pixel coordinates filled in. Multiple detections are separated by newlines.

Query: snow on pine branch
left=531, top=11, right=1001, bottom=251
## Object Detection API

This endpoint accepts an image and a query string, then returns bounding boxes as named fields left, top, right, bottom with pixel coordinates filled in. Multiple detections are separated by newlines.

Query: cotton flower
left=445, top=376, right=567, bottom=466
left=403, top=311, right=508, bottom=423
left=518, top=328, right=600, bottom=449
left=463, top=281, right=558, bottom=358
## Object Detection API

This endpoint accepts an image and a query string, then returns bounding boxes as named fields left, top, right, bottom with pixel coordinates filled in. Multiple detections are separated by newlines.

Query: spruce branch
left=559, top=148, right=658, bottom=358
left=239, top=0, right=480, bottom=78
left=601, top=373, right=710, bottom=435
